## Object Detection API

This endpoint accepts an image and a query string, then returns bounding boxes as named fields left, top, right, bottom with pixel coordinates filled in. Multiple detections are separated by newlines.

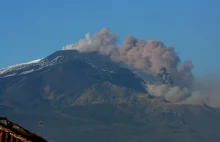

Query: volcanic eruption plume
left=62, top=28, right=220, bottom=107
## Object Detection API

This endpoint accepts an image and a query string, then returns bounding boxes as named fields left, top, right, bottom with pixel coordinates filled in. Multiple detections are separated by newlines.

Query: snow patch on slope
left=0, top=57, right=65, bottom=78
left=0, top=53, right=117, bottom=79
left=19, top=69, right=35, bottom=75
left=87, top=62, right=117, bottom=74
left=0, top=59, right=42, bottom=75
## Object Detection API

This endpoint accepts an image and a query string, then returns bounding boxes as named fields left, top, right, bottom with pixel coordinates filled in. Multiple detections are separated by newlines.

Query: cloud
left=62, top=28, right=118, bottom=56
left=147, top=75, right=220, bottom=107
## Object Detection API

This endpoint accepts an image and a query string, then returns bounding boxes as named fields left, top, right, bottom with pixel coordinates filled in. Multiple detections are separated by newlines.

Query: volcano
left=0, top=50, right=220, bottom=142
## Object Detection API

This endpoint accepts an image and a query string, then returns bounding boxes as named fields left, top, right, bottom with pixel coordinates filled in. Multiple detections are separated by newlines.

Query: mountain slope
left=0, top=50, right=146, bottom=112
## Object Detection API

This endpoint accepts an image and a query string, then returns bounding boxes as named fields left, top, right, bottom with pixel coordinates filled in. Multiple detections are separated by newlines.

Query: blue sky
left=0, top=0, right=219, bottom=75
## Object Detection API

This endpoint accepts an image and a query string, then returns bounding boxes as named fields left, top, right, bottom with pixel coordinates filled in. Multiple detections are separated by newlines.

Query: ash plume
left=62, top=28, right=220, bottom=107
left=147, top=74, right=220, bottom=107
left=147, top=84, right=190, bottom=103
left=62, top=28, right=118, bottom=56
left=185, top=75, right=220, bottom=107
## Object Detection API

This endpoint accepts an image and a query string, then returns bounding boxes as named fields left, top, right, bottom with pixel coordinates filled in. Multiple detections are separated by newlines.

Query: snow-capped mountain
left=0, top=55, right=66, bottom=78
left=0, top=50, right=119, bottom=78
left=0, top=59, right=42, bottom=77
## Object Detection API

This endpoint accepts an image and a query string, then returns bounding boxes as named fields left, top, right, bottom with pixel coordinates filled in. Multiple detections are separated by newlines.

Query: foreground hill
left=1, top=50, right=220, bottom=142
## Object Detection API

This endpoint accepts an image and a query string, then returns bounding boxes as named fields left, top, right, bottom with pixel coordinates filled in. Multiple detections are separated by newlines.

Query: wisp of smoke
left=62, top=28, right=220, bottom=107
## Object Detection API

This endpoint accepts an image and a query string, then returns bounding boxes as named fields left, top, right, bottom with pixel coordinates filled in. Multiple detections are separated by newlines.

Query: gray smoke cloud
left=62, top=28, right=118, bottom=56
left=147, top=75, right=220, bottom=107
left=62, top=28, right=220, bottom=107
left=147, top=84, right=190, bottom=103
left=185, top=75, right=220, bottom=107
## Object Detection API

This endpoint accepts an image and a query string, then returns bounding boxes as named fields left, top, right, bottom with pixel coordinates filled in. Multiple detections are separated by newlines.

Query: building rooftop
left=0, top=117, right=47, bottom=142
